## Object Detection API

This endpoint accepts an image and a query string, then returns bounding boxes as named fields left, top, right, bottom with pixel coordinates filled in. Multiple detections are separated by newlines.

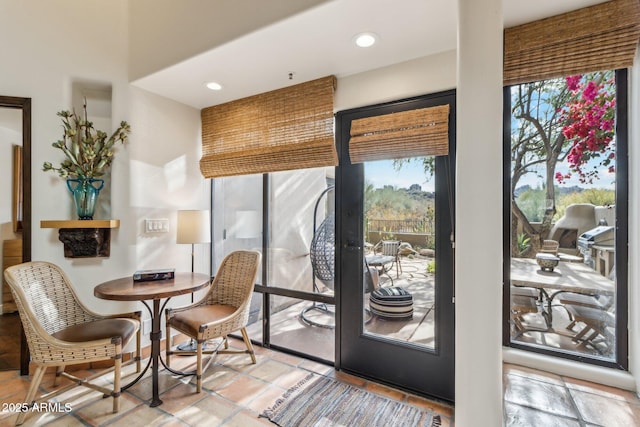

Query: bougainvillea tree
left=510, top=70, right=616, bottom=255
left=556, top=73, right=616, bottom=185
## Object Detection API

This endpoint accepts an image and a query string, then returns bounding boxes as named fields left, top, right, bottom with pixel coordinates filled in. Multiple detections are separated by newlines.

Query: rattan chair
left=3, top=261, right=141, bottom=426
left=165, top=250, right=261, bottom=392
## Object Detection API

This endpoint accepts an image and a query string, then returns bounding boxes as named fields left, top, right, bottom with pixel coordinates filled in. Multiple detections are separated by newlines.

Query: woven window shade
left=200, top=75, right=337, bottom=178
left=504, top=0, right=640, bottom=86
left=349, top=105, right=450, bottom=164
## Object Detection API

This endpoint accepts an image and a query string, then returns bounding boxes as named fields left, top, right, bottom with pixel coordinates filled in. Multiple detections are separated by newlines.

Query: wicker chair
left=3, top=261, right=141, bottom=426
left=165, top=250, right=261, bottom=392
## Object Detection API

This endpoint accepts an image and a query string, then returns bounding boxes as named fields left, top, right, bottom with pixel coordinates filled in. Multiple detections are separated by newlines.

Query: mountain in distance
left=514, top=184, right=583, bottom=197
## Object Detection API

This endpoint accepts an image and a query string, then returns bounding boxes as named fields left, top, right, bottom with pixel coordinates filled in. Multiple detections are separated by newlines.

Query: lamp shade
left=177, top=210, right=211, bottom=244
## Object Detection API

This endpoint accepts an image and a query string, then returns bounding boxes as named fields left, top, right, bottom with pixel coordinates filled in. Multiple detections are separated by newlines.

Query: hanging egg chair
left=302, top=186, right=335, bottom=328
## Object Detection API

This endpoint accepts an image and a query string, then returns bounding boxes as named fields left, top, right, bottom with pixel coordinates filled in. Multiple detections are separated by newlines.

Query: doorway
left=0, top=96, right=31, bottom=374
left=335, top=91, right=456, bottom=401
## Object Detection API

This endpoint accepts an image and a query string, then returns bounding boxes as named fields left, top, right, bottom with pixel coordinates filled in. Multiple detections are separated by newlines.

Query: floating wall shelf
left=41, top=220, right=120, bottom=258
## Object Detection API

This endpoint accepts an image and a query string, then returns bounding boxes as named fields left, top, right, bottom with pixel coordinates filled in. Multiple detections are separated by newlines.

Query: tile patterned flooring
left=503, top=364, right=640, bottom=426
left=0, top=338, right=639, bottom=426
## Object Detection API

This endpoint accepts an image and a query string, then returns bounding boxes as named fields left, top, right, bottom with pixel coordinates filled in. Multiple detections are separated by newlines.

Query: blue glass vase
left=66, top=178, right=104, bottom=220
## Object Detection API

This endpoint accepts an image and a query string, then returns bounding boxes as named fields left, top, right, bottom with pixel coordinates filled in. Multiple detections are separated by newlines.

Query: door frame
left=0, top=96, right=31, bottom=375
left=334, top=90, right=456, bottom=401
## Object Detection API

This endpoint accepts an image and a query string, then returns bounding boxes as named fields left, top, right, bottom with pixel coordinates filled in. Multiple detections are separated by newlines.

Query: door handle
left=344, top=241, right=361, bottom=251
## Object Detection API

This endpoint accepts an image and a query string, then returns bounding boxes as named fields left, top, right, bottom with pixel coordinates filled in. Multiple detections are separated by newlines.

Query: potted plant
left=43, top=102, right=130, bottom=219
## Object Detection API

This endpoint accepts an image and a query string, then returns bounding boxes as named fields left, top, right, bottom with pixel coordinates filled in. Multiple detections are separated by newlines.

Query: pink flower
left=566, top=75, right=582, bottom=91
left=582, top=81, right=598, bottom=102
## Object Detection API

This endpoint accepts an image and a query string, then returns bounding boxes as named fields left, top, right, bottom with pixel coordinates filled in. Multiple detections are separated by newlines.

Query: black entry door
left=335, top=91, right=456, bottom=401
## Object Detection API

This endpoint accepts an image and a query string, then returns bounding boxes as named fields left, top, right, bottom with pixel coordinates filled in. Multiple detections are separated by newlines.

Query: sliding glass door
left=212, top=168, right=336, bottom=363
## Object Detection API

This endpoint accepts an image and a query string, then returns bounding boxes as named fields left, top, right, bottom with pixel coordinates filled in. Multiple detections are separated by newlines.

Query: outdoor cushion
left=369, top=286, right=413, bottom=320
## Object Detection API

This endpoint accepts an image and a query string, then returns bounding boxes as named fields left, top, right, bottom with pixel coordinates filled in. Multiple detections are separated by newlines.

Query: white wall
left=0, top=0, right=209, bottom=348
left=334, top=51, right=456, bottom=112
left=455, top=0, right=504, bottom=424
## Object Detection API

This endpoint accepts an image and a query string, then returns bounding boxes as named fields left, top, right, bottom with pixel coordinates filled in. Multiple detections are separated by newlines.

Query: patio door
left=335, top=91, right=456, bottom=401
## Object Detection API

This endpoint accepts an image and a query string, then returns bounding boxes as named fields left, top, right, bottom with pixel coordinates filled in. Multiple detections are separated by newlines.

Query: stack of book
left=133, top=268, right=175, bottom=283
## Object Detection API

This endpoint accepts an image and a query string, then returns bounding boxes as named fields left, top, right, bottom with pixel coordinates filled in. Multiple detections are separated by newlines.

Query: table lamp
left=176, top=209, right=211, bottom=350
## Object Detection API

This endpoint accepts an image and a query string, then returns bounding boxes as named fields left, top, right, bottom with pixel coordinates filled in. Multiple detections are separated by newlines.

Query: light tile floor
left=503, top=363, right=640, bottom=426
left=1, top=340, right=638, bottom=426
left=0, top=338, right=453, bottom=427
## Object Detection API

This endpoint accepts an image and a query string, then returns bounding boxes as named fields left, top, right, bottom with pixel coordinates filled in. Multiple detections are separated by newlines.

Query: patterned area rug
left=261, top=374, right=441, bottom=427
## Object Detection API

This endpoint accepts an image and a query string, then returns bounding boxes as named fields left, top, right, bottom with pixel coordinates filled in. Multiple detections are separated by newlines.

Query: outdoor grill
left=577, top=225, right=615, bottom=257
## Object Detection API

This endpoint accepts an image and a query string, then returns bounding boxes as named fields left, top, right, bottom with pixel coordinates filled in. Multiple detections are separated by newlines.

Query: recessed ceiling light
left=205, top=82, right=222, bottom=91
left=354, top=32, right=377, bottom=48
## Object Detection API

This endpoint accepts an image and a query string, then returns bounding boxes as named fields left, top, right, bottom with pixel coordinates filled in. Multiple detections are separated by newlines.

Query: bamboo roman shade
left=504, top=0, right=640, bottom=86
left=200, top=75, right=337, bottom=178
left=349, top=104, right=450, bottom=164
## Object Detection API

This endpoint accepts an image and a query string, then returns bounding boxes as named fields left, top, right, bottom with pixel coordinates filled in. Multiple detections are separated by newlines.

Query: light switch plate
left=145, top=218, right=169, bottom=233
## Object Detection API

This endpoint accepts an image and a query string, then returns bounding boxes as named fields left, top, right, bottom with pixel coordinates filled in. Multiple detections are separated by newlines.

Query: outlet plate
left=142, top=319, right=151, bottom=335
left=145, top=219, right=169, bottom=233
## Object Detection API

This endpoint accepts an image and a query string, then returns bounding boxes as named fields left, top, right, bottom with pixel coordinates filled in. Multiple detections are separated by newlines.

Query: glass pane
left=214, top=168, right=335, bottom=362
left=268, top=167, right=334, bottom=292
left=509, top=71, right=617, bottom=360
left=269, top=167, right=335, bottom=330
left=267, top=295, right=335, bottom=362
left=363, top=158, right=436, bottom=349
left=244, top=291, right=264, bottom=345
left=212, top=174, right=263, bottom=284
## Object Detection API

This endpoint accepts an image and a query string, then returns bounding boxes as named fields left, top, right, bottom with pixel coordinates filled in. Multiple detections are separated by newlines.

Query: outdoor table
left=510, top=257, right=615, bottom=331
left=94, top=272, right=210, bottom=407
left=366, top=254, right=396, bottom=285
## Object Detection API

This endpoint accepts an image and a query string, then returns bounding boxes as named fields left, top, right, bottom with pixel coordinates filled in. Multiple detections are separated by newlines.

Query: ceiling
left=134, top=0, right=608, bottom=110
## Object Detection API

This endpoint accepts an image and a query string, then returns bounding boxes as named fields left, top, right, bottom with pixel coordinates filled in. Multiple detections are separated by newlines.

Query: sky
left=363, top=156, right=615, bottom=194
left=365, top=159, right=435, bottom=192
left=515, top=157, right=616, bottom=191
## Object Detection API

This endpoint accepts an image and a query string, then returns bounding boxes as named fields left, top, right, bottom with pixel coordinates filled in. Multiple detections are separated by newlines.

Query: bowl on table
left=536, top=253, right=560, bottom=272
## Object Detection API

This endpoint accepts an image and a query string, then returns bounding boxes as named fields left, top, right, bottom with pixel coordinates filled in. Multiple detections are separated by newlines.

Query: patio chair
left=558, top=292, right=613, bottom=331
left=363, top=257, right=379, bottom=324
left=165, top=250, right=261, bottom=393
left=303, top=186, right=335, bottom=328
left=563, top=304, right=615, bottom=352
left=510, top=287, right=540, bottom=334
left=540, top=240, right=559, bottom=255
left=373, top=240, right=403, bottom=278
left=3, top=261, right=141, bottom=426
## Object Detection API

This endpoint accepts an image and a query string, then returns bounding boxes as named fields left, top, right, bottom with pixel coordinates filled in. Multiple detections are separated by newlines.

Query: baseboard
left=503, top=347, right=637, bottom=392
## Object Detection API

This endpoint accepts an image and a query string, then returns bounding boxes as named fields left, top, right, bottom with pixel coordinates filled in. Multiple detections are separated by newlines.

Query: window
left=503, top=69, right=628, bottom=369
left=212, top=167, right=335, bottom=363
